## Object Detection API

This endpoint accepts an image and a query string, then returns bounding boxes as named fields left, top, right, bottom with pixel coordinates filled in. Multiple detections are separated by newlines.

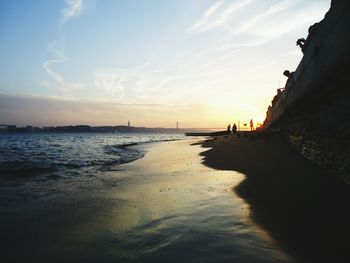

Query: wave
left=115, top=138, right=182, bottom=148
left=0, top=133, right=185, bottom=179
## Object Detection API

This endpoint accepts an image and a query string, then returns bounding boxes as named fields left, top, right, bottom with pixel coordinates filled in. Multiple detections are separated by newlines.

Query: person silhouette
left=250, top=119, right=254, bottom=131
left=232, top=123, right=237, bottom=134
left=227, top=124, right=231, bottom=132
left=296, top=38, right=306, bottom=52
left=283, top=70, right=295, bottom=91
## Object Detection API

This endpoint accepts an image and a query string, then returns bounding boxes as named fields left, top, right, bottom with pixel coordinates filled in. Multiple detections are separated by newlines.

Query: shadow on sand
left=199, top=134, right=350, bottom=263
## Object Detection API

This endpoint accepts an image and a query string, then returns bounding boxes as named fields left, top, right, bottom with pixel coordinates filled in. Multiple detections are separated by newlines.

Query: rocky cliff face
left=263, top=0, right=350, bottom=183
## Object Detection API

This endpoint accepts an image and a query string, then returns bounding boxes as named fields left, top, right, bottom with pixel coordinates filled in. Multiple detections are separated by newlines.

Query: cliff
left=263, top=0, right=350, bottom=183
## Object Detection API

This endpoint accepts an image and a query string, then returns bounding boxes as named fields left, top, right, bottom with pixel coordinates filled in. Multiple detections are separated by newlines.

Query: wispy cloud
left=187, top=0, right=315, bottom=47
left=188, top=0, right=252, bottom=33
left=60, top=0, right=84, bottom=27
left=187, top=0, right=225, bottom=32
left=233, top=0, right=295, bottom=34
left=229, top=0, right=328, bottom=42
left=43, top=0, right=85, bottom=97
left=187, top=0, right=327, bottom=53
left=89, top=0, right=323, bottom=106
left=250, top=4, right=327, bottom=38
left=43, top=38, right=66, bottom=86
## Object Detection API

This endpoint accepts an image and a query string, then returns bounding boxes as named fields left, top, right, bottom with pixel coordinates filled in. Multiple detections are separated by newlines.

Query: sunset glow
left=0, top=0, right=330, bottom=128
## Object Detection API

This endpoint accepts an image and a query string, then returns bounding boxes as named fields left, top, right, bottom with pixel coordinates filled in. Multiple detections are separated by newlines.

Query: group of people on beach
left=227, top=119, right=254, bottom=133
left=226, top=123, right=237, bottom=134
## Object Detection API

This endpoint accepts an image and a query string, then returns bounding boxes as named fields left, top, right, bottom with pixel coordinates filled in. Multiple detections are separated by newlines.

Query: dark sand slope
left=201, top=134, right=350, bottom=263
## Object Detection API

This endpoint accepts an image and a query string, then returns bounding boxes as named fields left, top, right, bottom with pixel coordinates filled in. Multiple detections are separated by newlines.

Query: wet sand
left=201, top=134, right=350, bottom=263
left=1, top=139, right=293, bottom=262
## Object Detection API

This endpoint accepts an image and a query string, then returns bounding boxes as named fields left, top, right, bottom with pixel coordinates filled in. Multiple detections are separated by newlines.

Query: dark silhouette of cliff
left=263, top=0, right=350, bottom=184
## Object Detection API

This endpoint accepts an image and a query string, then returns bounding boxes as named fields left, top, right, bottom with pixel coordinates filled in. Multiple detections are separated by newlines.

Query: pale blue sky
left=0, top=0, right=330, bottom=127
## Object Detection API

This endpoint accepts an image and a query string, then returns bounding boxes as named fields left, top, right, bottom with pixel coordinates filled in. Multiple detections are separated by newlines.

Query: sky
left=0, top=0, right=330, bottom=128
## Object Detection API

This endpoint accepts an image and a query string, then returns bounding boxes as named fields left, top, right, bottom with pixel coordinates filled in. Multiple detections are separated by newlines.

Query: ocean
left=0, top=132, right=184, bottom=177
left=0, top=132, right=184, bottom=213
left=0, top=132, right=292, bottom=262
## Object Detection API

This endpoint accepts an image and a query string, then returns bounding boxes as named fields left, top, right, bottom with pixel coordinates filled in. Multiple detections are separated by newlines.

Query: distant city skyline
left=0, top=0, right=330, bottom=128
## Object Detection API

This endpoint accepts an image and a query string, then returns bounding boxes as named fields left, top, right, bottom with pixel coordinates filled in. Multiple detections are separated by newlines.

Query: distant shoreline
left=0, top=125, right=184, bottom=134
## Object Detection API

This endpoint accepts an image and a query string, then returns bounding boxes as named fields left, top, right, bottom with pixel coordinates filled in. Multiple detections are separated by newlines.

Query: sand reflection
left=97, top=140, right=293, bottom=262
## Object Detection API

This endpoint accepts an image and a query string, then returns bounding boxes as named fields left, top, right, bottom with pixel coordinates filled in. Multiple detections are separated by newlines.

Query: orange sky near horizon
left=0, top=0, right=331, bottom=128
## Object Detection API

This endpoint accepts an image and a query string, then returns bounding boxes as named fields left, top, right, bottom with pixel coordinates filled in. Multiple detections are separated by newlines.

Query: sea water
left=0, top=132, right=183, bottom=177
left=0, top=132, right=293, bottom=262
left=0, top=132, right=183, bottom=202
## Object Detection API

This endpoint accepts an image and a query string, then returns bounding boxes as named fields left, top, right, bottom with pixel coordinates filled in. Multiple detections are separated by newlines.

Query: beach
left=1, top=1, right=349, bottom=262
left=201, top=133, right=350, bottom=263
left=1, top=138, right=293, bottom=262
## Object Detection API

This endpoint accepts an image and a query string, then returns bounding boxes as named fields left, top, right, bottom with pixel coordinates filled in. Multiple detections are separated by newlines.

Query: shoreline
left=1, top=138, right=293, bottom=262
left=200, top=133, right=350, bottom=263
left=116, top=139, right=293, bottom=261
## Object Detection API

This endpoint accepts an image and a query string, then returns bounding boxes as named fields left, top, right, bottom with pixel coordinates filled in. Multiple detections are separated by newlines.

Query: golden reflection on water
left=66, top=140, right=293, bottom=262
left=105, top=141, right=246, bottom=231
left=0, top=139, right=293, bottom=262
left=99, top=141, right=280, bottom=250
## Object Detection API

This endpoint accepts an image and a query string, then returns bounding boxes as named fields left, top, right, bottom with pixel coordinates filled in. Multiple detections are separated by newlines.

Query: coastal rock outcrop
left=263, top=0, right=350, bottom=183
